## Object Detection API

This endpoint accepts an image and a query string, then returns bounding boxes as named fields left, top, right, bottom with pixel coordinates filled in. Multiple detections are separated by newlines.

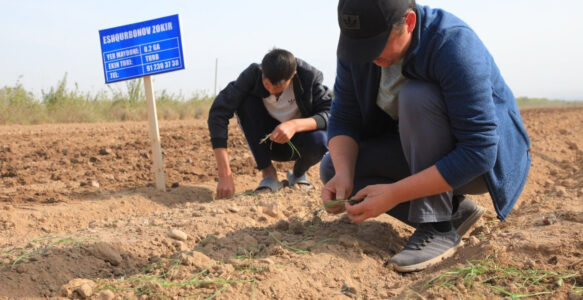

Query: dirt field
left=1, top=107, right=582, bottom=299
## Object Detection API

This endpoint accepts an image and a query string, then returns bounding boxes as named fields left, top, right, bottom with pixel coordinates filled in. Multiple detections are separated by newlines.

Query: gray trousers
left=320, top=80, right=488, bottom=224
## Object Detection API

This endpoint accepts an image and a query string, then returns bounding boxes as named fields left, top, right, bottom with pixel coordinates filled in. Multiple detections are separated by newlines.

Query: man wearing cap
left=321, top=0, right=530, bottom=272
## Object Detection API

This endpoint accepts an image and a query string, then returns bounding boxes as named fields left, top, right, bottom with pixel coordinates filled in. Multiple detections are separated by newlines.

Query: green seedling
left=268, top=231, right=309, bottom=254
left=10, top=236, right=97, bottom=265
left=267, top=231, right=333, bottom=254
left=237, top=190, right=259, bottom=198
left=96, top=257, right=253, bottom=300
left=235, top=244, right=266, bottom=260
left=323, top=197, right=364, bottom=209
left=235, top=263, right=269, bottom=274
left=417, top=256, right=581, bottom=299
left=260, top=133, right=301, bottom=159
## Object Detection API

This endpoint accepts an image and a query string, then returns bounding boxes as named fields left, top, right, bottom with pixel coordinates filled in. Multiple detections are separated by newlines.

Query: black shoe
left=387, top=223, right=462, bottom=272
left=452, top=197, right=485, bottom=237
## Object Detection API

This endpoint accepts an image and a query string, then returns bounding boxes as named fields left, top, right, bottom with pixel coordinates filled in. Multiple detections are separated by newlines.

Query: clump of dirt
left=1, top=107, right=583, bottom=299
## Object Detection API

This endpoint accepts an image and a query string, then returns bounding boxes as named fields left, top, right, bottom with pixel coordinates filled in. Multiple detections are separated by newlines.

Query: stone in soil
left=263, top=204, right=279, bottom=218
left=99, top=148, right=113, bottom=155
left=99, top=290, right=115, bottom=300
left=168, top=229, right=188, bottom=241
left=181, top=251, right=213, bottom=270
left=89, top=242, right=122, bottom=266
left=60, top=278, right=95, bottom=298
left=76, top=283, right=93, bottom=299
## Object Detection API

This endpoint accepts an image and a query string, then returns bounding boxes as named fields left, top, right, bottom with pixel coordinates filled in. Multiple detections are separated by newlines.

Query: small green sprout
left=260, top=133, right=301, bottom=159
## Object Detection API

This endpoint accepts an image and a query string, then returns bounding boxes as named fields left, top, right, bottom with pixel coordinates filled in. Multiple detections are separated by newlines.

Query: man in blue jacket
left=321, top=0, right=531, bottom=272
left=208, top=49, right=331, bottom=198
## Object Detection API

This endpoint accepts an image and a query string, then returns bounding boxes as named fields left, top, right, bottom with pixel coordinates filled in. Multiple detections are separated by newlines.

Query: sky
left=1, top=0, right=582, bottom=101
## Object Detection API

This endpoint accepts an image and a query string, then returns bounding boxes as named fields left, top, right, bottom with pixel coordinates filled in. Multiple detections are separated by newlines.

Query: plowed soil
left=1, top=107, right=582, bottom=299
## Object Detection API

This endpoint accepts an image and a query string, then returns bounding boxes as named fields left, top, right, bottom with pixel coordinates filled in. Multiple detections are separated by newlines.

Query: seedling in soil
left=268, top=231, right=309, bottom=254
left=96, top=257, right=254, bottom=299
left=260, top=133, right=301, bottom=159
left=237, top=190, right=259, bottom=198
left=235, top=244, right=266, bottom=260
left=235, top=263, right=269, bottom=274
left=415, top=257, right=581, bottom=299
left=267, top=231, right=333, bottom=254
left=8, top=236, right=97, bottom=265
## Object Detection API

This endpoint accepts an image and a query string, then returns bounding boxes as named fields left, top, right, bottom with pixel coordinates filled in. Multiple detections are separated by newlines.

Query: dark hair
left=393, top=0, right=417, bottom=32
left=261, top=48, right=297, bottom=85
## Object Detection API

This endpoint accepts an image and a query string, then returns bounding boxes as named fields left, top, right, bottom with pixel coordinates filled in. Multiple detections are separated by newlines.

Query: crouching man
left=208, top=49, right=332, bottom=198
left=321, top=0, right=531, bottom=272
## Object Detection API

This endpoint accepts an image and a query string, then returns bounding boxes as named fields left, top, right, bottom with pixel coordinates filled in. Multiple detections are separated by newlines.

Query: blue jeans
left=236, top=96, right=327, bottom=177
left=320, top=80, right=488, bottom=224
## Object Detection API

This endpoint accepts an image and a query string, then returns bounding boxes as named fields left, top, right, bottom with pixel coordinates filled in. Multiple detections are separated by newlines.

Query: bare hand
left=270, top=121, right=297, bottom=144
left=345, top=184, right=400, bottom=223
left=321, top=174, right=353, bottom=214
left=216, top=174, right=235, bottom=199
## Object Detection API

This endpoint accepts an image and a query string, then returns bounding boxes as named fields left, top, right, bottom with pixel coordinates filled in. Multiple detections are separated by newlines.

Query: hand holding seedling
left=269, top=121, right=297, bottom=144
left=345, top=183, right=400, bottom=224
left=260, top=122, right=302, bottom=160
left=321, top=173, right=354, bottom=214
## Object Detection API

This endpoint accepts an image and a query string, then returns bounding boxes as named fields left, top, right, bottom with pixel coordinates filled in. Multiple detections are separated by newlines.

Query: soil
left=0, top=107, right=582, bottom=299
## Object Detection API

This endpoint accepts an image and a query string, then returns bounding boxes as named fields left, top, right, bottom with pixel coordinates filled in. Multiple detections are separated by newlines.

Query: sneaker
left=387, top=224, right=462, bottom=272
left=451, top=197, right=485, bottom=237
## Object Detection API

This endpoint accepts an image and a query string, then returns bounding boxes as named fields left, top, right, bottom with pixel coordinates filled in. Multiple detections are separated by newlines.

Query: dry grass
left=0, top=75, right=213, bottom=125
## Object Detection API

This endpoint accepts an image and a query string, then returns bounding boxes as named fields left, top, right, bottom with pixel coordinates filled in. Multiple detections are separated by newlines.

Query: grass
left=2, top=75, right=582, bottom=125
left=516, top=97, right=583, bottom=108
left=0, top=74, right=213, bottom=125
left=415, top=256, right=581, bottom=299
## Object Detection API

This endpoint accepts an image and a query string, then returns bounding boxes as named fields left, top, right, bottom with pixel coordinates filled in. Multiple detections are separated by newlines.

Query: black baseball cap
left=337, top=0, right=411, bottom=63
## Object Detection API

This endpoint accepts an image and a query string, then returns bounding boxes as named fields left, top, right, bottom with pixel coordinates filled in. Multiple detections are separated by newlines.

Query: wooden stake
left=143, top=76, right=166, bottom=191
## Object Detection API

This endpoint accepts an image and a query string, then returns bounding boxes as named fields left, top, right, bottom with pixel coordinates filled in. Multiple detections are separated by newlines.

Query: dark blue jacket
left=208, top=59, right=332, bottom=149
left=328, top=5, right=531, bottom=220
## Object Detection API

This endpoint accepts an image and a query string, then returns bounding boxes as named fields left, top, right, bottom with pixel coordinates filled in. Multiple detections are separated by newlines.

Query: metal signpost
left=99, top=15, right=185, bottom=191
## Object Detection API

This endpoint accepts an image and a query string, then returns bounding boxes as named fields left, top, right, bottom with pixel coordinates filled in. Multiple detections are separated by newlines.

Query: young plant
left=260, top=133, right=301, bottom=159
left=323, top=198, right=364, bottom=209
left=416, top=257, right=581, bottom=299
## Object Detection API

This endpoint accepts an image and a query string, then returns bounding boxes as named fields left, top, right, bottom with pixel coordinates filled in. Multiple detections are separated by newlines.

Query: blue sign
left=99, top=15, right=185, bottom=84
